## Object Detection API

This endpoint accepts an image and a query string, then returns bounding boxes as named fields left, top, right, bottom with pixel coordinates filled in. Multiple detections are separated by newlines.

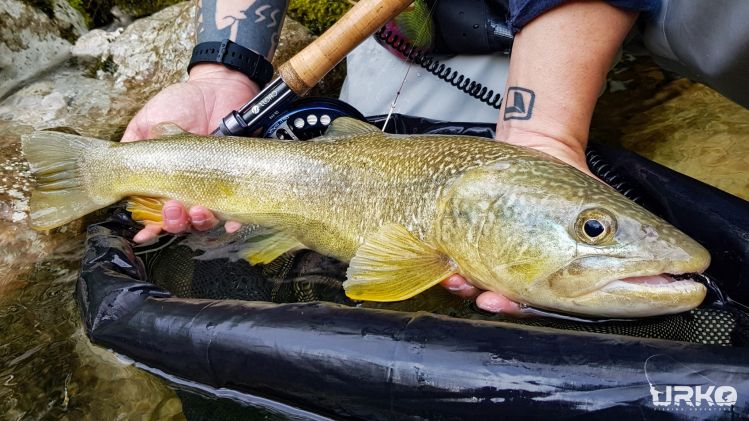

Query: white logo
left=645, top=355, right=738, bottom=412
left=650, top=385, right=738, bottom=409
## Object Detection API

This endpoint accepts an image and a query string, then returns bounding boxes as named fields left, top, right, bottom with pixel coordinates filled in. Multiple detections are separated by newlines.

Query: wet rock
left=108, top=1, right=196, bottom=93
left=0, top=0, right=334, bottom=226
left=69, top=2, right=336, bottom=105
left=0, top=66, right=137, bottom=139
left=0, top=0, right=87, bottom=99
left=51, top=0, right=88, bottom=37
left=72, top=28, right=123, bottom=60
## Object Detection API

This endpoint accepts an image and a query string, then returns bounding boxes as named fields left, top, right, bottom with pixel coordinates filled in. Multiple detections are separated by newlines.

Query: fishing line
left=382, top=62, right=413, bottom=132
left=382, top=0, right=441, bottom=132
left=644, top=353, right=719, bottom=391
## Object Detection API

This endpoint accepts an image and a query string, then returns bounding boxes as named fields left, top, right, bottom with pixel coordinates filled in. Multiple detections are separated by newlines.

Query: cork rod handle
left=278, top=0, right=413, bottom=95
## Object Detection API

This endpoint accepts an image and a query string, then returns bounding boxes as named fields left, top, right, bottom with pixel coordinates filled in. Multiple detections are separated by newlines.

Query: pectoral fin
left=344, top=224, right=457, bottom=301
left=240, top=229, right=306, bottom=265
left=126, top=197, right=168, bottom=225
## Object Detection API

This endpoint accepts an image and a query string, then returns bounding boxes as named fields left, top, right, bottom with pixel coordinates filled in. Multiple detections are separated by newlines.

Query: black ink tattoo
left=196, top=0, right=288, bottom=59
left=503, top=86, right=535, bottom=121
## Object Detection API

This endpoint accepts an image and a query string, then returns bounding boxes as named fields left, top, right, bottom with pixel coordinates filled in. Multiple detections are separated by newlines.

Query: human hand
left=497, top=126, right=593, bottom=176
left=122, top=63, right=259, bottom=243
left=440, top=274, right=524, bottom=315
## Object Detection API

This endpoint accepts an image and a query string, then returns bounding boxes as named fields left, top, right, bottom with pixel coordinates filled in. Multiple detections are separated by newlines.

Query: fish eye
left=575, top=208, right=617, bottom=245
left=584, top=219, right=605, bottom=237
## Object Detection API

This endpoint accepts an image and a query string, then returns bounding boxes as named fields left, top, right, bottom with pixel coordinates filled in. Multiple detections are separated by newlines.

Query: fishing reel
left=261, top=97, right=366, bottom=141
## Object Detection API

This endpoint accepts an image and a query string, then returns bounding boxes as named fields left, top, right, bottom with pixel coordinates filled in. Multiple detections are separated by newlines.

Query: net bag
left=77, top=115, right=749, bottom=419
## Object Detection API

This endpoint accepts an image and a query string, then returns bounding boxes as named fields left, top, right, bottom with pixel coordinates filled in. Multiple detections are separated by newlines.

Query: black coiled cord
left=585, top=148, right=644, bottom=205
left=375, top=27, right=502, bottom=109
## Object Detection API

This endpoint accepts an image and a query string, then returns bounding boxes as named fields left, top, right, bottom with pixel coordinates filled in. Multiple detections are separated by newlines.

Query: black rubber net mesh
left=138, top=232, right=749, bottom=348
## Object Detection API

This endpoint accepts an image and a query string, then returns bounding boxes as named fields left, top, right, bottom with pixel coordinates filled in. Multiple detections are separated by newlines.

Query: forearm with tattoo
left=496, top=2, right=637, bottom=169
left=196, top=0, right=289, bottom=60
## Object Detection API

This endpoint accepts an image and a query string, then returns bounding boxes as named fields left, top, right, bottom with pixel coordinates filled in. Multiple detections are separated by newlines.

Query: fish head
left=436, top=156, right=710, bottom=317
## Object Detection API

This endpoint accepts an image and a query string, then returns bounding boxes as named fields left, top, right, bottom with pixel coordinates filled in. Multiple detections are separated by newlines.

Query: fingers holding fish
left=440, top=274, right=481, bottom=299
left=188, top=206, right=242, bottom=234
left=475, top=292, right=523, bottom=316
left=440, top=274, right=524, bottom=315
left=130, top=201, right=242, bottom=243
left=441, top=270, right=525, bottom=316
left=160, top=200, right=191, bottom=234
left=188, top=205, right=221, bottom=231
left=224, top=220, right=243, bottom=233
left=130, top=199, right=191, bottom=243
left=132, top=223, right=164, bottom=244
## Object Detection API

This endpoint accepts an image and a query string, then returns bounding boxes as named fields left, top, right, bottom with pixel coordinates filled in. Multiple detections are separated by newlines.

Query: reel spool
left=262, top=97, right=366, bottom=140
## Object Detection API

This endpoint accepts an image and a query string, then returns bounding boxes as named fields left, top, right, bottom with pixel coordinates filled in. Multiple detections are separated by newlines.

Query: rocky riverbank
left=0, top=2, right=327, bottom=418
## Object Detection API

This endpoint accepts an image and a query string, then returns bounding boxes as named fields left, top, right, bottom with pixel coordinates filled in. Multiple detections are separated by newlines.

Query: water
left=0, top=130, right=184, bottom=418
left=1, top=54, right=748, bottom=419
left=592, top=54, right=749, bottom=201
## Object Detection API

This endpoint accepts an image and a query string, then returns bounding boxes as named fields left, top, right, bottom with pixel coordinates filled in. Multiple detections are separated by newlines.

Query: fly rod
left=212, top=0, right=414, bottom=136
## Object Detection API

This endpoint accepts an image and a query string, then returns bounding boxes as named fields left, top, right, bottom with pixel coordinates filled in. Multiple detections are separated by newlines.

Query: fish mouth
left=608, top=272, right=702, bottom=288
left=606, top=269, right=706, bottom=300
left=566, top=271, right=709, bottom=317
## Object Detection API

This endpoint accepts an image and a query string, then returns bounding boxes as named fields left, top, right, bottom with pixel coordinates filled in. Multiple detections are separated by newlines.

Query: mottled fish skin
left=86, top=133, right=513, bottom=260
left=25, top=124, right=711, bottom=317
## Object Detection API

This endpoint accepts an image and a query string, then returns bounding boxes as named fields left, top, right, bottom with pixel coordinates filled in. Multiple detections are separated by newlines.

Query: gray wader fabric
left=644, top=0, right=749, bottom=108
left=339, top=37, right=509, bottom=123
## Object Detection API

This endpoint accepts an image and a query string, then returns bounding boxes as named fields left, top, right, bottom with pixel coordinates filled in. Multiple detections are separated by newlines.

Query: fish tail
left=21, top=131, right=116, bottom=230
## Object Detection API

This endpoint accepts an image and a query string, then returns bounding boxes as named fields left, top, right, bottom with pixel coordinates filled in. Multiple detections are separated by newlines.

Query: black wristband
left=188, top=39, right=274, bottom=87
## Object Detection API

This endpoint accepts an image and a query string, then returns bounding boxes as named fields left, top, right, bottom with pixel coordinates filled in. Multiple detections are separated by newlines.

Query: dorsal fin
left=324, top=117, right=381, bottom=137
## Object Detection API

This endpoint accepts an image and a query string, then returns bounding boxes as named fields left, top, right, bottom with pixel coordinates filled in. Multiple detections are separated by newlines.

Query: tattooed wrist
left=502, top=86, right=535, bottom=121
left=196, top=0, right=288, bottom=60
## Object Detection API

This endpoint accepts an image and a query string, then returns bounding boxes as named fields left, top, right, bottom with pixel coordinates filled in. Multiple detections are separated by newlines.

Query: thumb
left=121, top=119, right=145, bottom=142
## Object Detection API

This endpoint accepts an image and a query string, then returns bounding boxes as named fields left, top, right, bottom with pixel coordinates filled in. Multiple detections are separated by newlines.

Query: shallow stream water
left=0, top=55, right=747, bottom=419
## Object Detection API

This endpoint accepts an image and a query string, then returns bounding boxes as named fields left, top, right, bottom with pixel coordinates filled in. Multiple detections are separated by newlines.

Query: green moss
left=113, top=0, right=184, bottom=19
left=287, top=0, right=353, bottom=35
left=66, top=0, right=92, bottom=27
